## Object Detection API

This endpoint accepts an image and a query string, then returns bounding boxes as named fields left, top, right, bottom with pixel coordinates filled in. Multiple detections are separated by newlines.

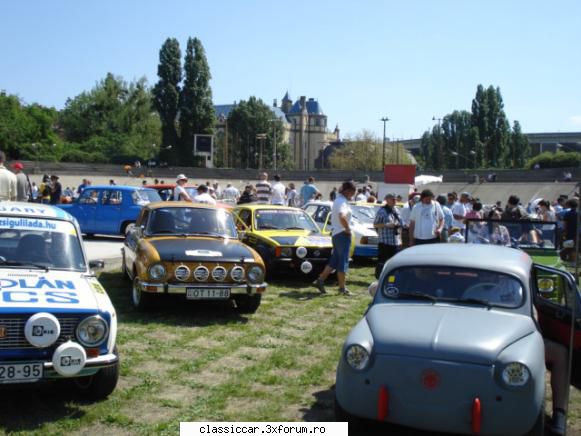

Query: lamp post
left=380, top=117, right=390, bottom=169
left=268, top=119, right=278, bottom=171
left=256, top=133, right=267, bottom=169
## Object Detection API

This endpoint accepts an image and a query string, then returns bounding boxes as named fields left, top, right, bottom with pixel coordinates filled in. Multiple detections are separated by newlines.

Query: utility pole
left=380, top=117, right=390, bottom=169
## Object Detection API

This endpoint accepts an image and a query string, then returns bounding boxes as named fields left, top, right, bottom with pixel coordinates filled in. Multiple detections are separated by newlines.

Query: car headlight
left=148, top=263, right=166, bottom=280
left=501, top=362, right=530, bottom=387
left=247, top=266, right=264, bottom=284
left=76, top=315, right=108, bottom=347
left=345, top=344, right=370, bottom=371
left=281, top=247, right=293, bottom=257
left=296, top=246, right=308, bottom=258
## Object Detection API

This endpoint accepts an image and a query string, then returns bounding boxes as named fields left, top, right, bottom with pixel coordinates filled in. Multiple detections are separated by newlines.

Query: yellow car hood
left=256, top=230, right=332, bottom=247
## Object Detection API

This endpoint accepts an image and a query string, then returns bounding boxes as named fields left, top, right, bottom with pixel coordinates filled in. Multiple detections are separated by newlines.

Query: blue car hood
left=366, top=304, right=536, bottom=365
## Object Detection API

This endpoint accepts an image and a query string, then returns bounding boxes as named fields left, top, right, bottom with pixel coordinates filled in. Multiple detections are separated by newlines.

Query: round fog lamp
left=296, top=246, right=308, bottom=258
left=502, top=362, right=530, bottom=387
left=300, top=261, right=313, bottom=274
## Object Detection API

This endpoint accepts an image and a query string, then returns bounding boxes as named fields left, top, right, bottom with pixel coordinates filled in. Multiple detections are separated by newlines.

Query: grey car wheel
left=132, top=277, right=152, bottom=310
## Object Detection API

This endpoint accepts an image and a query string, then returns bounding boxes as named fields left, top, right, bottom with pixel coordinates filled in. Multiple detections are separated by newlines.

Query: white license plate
left=0, top=362, right=43, bottom=384
left=186, top=288, right=231, bottom=300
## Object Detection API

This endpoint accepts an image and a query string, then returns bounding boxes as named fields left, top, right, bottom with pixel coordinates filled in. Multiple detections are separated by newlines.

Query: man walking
left=49, top=175, right=62, bottom=205
left=373, top=193, right=402, bottom=278
left=409, top=189, right=444, bottom=245
left=0, top=151, right=16, bottom=201
left=313, top=181, right=357, bottom=296
left=222, top=183, right=240, bottom=203
left=300, top=176, right=319, bottom=206
left=12, top=162, right=31, bottom=202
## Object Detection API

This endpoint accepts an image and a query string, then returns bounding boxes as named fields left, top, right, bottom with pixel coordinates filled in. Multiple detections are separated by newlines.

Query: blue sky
left=1, top=0, right=580, bottom=140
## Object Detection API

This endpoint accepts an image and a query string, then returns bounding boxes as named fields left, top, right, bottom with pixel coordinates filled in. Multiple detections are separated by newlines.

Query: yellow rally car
left=232, top=204, right=333, bottom=277
left=121, top=202, right=267, bottom=313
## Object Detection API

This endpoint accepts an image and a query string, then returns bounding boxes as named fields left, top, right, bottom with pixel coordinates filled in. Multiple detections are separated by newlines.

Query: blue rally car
left=58, top=185, right=161, bottom=236
left=0, top=202, right=118, bottom=399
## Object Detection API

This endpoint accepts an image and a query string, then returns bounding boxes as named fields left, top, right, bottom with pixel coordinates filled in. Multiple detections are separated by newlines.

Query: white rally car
left=0, top=202, right=118, bottom=399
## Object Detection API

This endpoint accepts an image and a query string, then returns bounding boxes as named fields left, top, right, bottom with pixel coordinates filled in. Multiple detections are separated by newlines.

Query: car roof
left=145, top=201, right=232, bottom=211
left=235, top=204, right=303, bottom=211
left=85, top=185, right=156, bottom=191
left=0, top=201, right=74, bottom=221
left=386, top=244, right=533, bottom=282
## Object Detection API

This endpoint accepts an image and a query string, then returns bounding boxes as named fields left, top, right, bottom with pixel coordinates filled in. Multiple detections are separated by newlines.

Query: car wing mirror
left=89, top=259, right=105, bottom=270
left=238, top=230, right=246, bottom=240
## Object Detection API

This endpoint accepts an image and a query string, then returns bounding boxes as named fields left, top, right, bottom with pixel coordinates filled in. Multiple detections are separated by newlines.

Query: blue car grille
left=0, top=316, right=80, bottom=349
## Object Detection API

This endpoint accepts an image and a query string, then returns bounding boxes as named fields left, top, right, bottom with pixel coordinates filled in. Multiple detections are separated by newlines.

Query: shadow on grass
left=99, top=272, right=251, bottom=327
left=0, top=382, right=93, bottom=432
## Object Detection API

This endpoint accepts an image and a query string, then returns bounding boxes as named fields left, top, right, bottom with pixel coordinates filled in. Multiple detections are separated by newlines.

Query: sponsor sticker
left=0, top=217, right=75, bottom=234
left=185, top=250, right=222, bottom=257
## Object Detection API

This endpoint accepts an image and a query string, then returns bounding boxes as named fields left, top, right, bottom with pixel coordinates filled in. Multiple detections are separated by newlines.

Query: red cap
left=12, top=162, right=24, bottom=170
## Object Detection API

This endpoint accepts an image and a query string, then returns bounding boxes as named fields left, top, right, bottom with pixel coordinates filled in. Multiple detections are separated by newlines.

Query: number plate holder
left=0, top=362, right=43, bottom=384
left=186, top=288, right=231, bottom=300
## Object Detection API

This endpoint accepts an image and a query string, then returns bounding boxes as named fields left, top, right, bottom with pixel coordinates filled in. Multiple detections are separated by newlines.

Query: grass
left=0, top=263, right=580, bottom=435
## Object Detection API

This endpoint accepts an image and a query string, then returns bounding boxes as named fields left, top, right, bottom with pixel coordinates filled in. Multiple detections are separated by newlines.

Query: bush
left=526, top=151, right=581, bottom=169
left=60, top=148, right=108, bottom=163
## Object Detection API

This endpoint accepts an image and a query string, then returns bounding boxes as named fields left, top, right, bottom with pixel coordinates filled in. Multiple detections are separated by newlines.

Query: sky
left=1, top=0, right=580, bottom=141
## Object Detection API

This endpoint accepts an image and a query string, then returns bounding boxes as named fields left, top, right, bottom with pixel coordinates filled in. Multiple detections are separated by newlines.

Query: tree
left=441, top=110, right=473, bottom=168
left=179, top=37, right=216, bottom=166
left=508, top=121, right=530, bottom=168
left=227, top=97, right=286, bottom=169
left=152, top=38, right=182, bottom=164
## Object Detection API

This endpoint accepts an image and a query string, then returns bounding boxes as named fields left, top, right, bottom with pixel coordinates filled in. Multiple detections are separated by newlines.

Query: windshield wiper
left=396, top=291, right=437, bottom=303
left=458, top=297, right=492, bottom=309
left=189, top=232, right=227, bottom=239
left=283, top=226, right=307, bottom=230
left=0, top=259, right=49, bottom=271
left=258, top=224, right=279, bottom=230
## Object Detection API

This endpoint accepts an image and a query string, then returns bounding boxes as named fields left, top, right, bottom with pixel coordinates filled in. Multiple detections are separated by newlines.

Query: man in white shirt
left=222, top=183, right=240, bottom=202
left=0, top=151, right=17, bottom=201
left=193, top=184, right=217, bottom=205
left=174, top=174, right=193, bottom=201
left=409, top=189, right=444, bottom=245
left=451, top=192, right=470, bottom=229
left=271, top=174, right=286, bottom=205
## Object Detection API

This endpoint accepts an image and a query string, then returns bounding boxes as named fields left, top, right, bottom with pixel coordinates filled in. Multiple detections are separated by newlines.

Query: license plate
left=186, top=288, right=231, bottom=300
left=0, top=362, right=43, bottom=384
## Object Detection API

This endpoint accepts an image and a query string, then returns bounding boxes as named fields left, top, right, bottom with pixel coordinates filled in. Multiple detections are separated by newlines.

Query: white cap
left=176, top=174, right=188, bottom=181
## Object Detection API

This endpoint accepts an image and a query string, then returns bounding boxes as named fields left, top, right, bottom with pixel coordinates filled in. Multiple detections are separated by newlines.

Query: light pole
left=380, top=117, right=390, bottom=169
left=268, top=119, right=278, bottom=171
left=256, top=133, right=267, bottom=169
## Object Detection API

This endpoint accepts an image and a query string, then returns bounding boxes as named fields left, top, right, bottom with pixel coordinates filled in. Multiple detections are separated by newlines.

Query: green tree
left=59, top=74, right=161, bottom=162
left=227, top=97, right=286, bottom=169
left=508, top=120, right=530, bottom=168
left=441, top=110, right=473, bottom=168
left=152, top=38, right=182, bottom=164
left=420, top=131, right=431, bottom=168
left=179, top=37, right=216, bottom=166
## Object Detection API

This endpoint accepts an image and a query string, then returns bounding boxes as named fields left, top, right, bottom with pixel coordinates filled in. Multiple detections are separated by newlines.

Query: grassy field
left=1, top=264, right=580, bottom=435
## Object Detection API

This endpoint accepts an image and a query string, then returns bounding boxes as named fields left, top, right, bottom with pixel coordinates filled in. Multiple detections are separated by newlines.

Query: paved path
left=83, top=236, right=124, bottom=270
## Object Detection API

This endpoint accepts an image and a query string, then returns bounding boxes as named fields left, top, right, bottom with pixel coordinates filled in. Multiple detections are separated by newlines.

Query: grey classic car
left=335, top=243, right=581, bottom=435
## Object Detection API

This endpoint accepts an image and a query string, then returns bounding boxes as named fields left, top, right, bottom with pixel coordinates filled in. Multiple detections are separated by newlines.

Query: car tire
left=132, top=276, right=153, bottom=310
left=235, top=294, right=262, bottom=314
left=122, top=221, right=135, bottom=235
left=74, top=349, right=119, bottom=400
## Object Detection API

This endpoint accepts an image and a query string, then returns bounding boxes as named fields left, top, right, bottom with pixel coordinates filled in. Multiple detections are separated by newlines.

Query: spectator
left=271, top=175, right=286, bottom=205
left=237, top=185, right=256, bottom=205
left=451, top=192, right=470, bottom=230
left=31, top=182, right=39, bottom=202
left=77, top=179, right=88, bottom=196
left=142, top=180, right=148, bottom=186
left=329, top=187, right=337, bottom=201
left=49, top=175, right=62, bottom=204
left=287, top=183, right=298, bottom=207
left=255, top=172, right=271, bottom=203
left=193, top=184, right=216, bottom=205
left=299, top=176, right=319, bottom=206
left=409, top=189, right=444, bottom=246
left=12, top=162, right=31, bottom=202
left=0, top=151, right=16, bottom=201
left=502, top=195, right=528, bottom=220
left=373, top=193, right=402, bottom=278
left=223, top=183, right=240, bottom=203
left=313, top=181, right=357, bottom=296
left=446, top=192, right=457, bottom=208
left=212, top=181, right=222, bottom=199
left=174, top=174, right=193, bottom=201
left=39, top=174, right=51, bottom=204
left=436, top=195, right=454, bottom=242
left=355, top=188, right=366, bottom=202
left=465, top=201, right=483, bottom=219
left=109, top=179, right=116, bottom=186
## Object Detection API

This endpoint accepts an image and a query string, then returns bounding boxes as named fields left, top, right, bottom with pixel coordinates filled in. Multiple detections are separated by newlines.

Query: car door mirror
left=238, top=230, right=246, bottom=240
left=89, top=259, right=105, bottom=269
